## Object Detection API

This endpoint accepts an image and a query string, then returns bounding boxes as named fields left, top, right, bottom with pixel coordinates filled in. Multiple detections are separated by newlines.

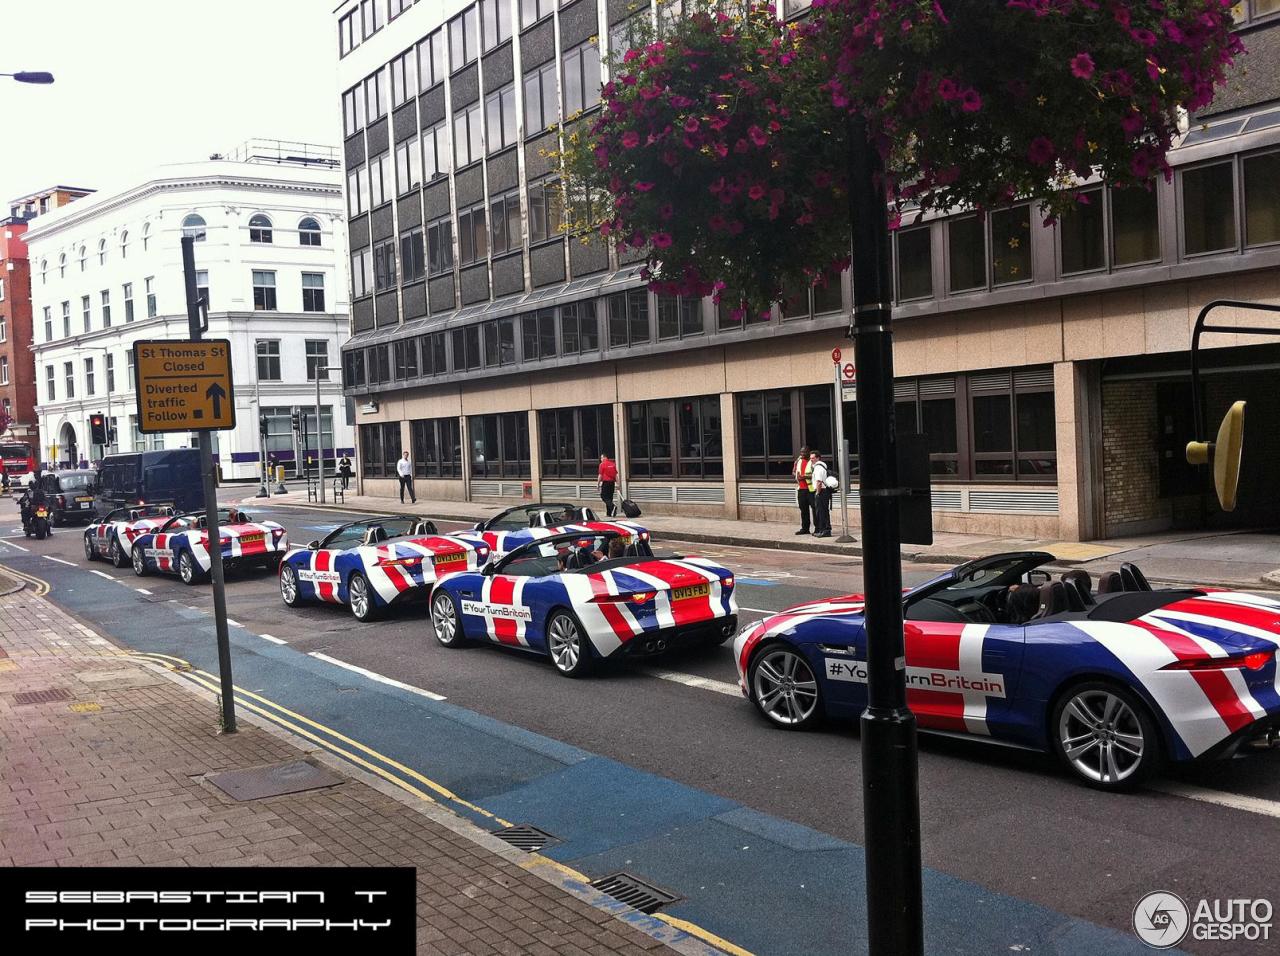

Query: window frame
left=527, top=176, right=563, bottom=245
left=400, top=226, right=426, bottom=283
left=453, top=101, right=483, bottom=168
left=468, top=411, right=531, bottom=479
left=448, top=6, right=479, bottom=71
left=248, top=213, right=273, bottom=244
left=656, top=295, right=705, bottom=340
left=252, top=270, right=278, bottom=311
left=373, top=237, right=398, bottom=292
left=560, top=300, right=599, bottom=355
left=458, top=202, right=489, bottom=266
left=486, top=82, right=518, bottom=154
left=427, top=217, right=454, bottom=276
left=607, top=289, right=651, bottom=349
left=305, top=339, right=330, bottom=381
left=302, top=272, right=327, bottom=312
left=359, top=422, right=401, bottom=479
left=411, top=417, right=464, bottom=478
left=299, top=216, right=322, bottom=246
left=523, top=60, right=558, bottom=137
left=561, top=40, right=602, bottom=118
left=255, top=339, right=282, bottom=381
left=539, top=404, right=616, bottom=480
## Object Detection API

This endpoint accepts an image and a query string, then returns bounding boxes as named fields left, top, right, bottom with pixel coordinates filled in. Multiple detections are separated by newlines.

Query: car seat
left=1097, top=571, right=1123, bottom=594
left=1061, top=570, right=1095, bottom=607
left=1006, top=583, right=1042, bottom=624
left=414, top=519, right=439, bottom=536
left=1032, top=581, right=1069, bottom=619
left=1120, top=562, right=1151, bottom=592
left=365, top=526, right=388, bottom=545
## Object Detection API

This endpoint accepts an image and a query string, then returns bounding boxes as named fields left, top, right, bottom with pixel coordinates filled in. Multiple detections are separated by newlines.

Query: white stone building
left=25, top=144, right=354, bottom=481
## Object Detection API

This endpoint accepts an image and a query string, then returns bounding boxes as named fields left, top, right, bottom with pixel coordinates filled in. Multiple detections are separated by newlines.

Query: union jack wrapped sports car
left=464, top=502, right=649, bottom=558
left=83, top=505, right=177, bottom=568
left=733, top=552, right=1280, bottom=790
left=129, top=510, right=288, bottom=584
left=278, top=515, right=489, bottom=622
left=431, top=529, right=737, bottom=677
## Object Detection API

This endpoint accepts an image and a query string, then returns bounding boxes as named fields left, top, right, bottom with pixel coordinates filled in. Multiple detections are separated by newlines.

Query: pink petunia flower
left=748, top=126, right=768, bottom=147
left=748, top=184, right=766, bottom=200
left=635, top=181, right=655, bottom=192
left=652, top=233, right=673, bottom=249
left=684, top=116, right=700, bottom=133
left=960, top=89, right=983, bottom=113
left=621, top=131, right=641, bottom=149
left=1070, top=53, right=1095, bottom=80
left=1027, top=136, right=1056, bottom=166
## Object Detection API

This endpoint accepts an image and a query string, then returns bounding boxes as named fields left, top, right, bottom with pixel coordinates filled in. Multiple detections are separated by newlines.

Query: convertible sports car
left=464, top=502, right=649, bottom=558
left=129, top=509, right=288, bottom=583
left=84, top=505, right=176, bottom=568
left=431, top=528, right=737, bottom=677
left=733, top=552, right=1280, bottom=790
left=278, top=515, right=489, bottom=621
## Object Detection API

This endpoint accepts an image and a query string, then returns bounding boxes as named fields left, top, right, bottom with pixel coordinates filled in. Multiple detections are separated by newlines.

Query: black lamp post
left=1, top=72, right=55, bottom=84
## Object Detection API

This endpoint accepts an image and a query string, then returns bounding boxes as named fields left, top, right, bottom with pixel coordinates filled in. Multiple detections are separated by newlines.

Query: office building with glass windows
left=337, top=0, right=1280, bottom=540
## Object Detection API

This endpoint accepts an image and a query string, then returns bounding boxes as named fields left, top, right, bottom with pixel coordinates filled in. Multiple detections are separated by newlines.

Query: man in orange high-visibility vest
left=792, top=445, right=812, bottom=535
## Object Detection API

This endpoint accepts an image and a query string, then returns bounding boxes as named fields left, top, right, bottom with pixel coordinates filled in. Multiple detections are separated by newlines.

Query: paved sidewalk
left=0, top=573, right=698, bottom=956
left=236, top=485, right=1280, bottom=589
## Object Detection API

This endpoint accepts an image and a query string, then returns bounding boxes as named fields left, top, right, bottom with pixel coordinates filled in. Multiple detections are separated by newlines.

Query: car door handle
left=460, top=590, right=474, bottom=598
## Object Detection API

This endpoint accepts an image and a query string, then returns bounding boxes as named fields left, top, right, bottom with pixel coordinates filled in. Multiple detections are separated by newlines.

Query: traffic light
left=290, top=410, right=300, bottom=433
left=89, top=413, right=107, bottom=445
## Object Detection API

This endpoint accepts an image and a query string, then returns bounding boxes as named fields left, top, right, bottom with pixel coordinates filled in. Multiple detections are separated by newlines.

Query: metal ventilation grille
left=589, top=872, right=681, bottom=914
left=968, top=371, right=1011, bottom=392
left=1014, top=367, right=1054, bottom=388
left=918, top=376, right=957, bottom=396
left=627, top=485, right=676, bottom=502
left=675, top=485, right=725, bottom=504
left=894, top=381, right=918, bottom=400
left=931, top=489, right=963, bottom=510
left=14, top=688, right=74, bottom=705
left=491, top=824, right=560, bottom=853
left=739, top=485, right=795, bottom=506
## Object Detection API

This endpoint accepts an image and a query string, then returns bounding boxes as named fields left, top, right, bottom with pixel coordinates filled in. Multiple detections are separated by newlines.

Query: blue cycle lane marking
left=18, top=554, right=1161, bottom=956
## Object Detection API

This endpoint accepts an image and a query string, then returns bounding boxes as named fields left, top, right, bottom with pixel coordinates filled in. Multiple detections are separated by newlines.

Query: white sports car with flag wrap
left=84, top=505, right=177, bottom=568
left=464, top=501, right=649, bottom=558
left=128, top=509, right=288, bottom=584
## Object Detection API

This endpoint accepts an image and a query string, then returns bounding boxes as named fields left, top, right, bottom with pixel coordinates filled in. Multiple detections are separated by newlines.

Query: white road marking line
left=1150, top=782, right=1280, bottom=819
left=2, top=540, right=29, bottom=552
left=134, top=588, right=152, bottom=595
left=226, top=618, right=242, bottom=627
left=643, top=669, right=742, bottom=697
left=43, top=556, right=76, bottom=566
left=89, top=570, right=114, bottom=580
left=258, top=633, right=286, bottom=645
left=308, top=652, right=447, bottom=701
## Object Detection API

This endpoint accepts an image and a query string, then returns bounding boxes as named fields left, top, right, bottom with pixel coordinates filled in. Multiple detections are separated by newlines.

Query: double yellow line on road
left=0, top=563, right=50, bottom=595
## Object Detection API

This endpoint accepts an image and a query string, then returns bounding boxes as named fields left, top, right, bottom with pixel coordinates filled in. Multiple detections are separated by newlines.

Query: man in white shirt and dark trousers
left=809, top=449, right=833, bottom=537
left=396, top=450, right=416, bottom=504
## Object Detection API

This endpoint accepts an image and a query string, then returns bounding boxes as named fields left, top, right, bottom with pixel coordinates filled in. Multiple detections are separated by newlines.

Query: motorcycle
left=24, top=503, right=50, bottom=540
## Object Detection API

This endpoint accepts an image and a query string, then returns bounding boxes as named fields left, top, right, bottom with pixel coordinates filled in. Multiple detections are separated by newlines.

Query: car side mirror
left=1025, top=569, right=1051, bottom=586
left=307, top=539, right=320, bottom=550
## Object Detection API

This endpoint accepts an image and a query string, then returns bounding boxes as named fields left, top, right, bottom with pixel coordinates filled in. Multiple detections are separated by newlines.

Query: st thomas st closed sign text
left=133, top=339, right=236, bottom=433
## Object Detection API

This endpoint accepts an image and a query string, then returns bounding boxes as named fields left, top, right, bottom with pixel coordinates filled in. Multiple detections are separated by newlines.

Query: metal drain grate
left=589, top=872, right=681, bottom=914
left=14, top=688, right=74, bottom=705
left=491, top=824, right=560, bottom=852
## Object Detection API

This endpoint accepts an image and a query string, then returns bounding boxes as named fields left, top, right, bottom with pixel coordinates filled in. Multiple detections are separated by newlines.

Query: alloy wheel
left=132, top=546, right=146, bottom=576
left=1056, top=688, right=1147, bottom=786
left=548, top=614, right=583, bottom=674
left=83, top=535, right=95, bottom=561
left=432, top=591, right=458, bottom=645
left=350, top=573, right=371, bottom=620
left=280, top=565, right=299, bottom=605
left=752, top=648, right=820, bottom=727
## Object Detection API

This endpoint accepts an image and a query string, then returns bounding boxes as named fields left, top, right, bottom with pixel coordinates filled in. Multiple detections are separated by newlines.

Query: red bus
left=1, top=442, right=36, bottom=477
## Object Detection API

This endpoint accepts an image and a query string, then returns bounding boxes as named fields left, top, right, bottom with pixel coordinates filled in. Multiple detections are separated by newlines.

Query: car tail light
left=591, top=591, right=656, bottom=605
left=722, top=576, right=734, bottom=590
left=378, top=556, right=423, bottom=568
left=1161, top=649, right=1274, bottom=672
left=219, top=536, right=230, bottom=546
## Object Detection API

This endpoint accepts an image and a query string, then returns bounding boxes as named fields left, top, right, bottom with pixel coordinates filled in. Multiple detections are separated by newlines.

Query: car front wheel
left=131, top=546, right=149, bottom=576
left=749, top=645, right=823, bottom=730
left=1051, top=681, right=1162, bottom=791
left=178, top=550, right=205, bottom=585
left=279, top=564, right=301, bottom=607
left=431, top=590, right=467, bottom=647
left=348, top=571, right=378, bottom=622
left=83, top=535, right=96, bottom=562
left=547, top=610, right=593, bottom=678
left=109, top=538, right=127, bottom=568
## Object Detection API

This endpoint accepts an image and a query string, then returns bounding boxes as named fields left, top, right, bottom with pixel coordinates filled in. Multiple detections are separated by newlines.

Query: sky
left=0, top=0, right=342, bottom=203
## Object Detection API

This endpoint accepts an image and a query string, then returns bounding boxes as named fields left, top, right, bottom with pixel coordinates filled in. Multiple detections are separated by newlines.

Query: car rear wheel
left=83, top=534, right=96, bottom=562
left=109, top=537, right=127, bottom=568
left=1051, top=681, right=1162, bottom=791
left=348, top=571, right=378, bottom=622
left=279, top=564, right=301, bottom=607
left=749, top=645, right=823, bottom=730
left=131, top=546, right=148, bottom=577
left=547, top=611, right=592, bottom=678
left=431, top=590, right=467, bottom=647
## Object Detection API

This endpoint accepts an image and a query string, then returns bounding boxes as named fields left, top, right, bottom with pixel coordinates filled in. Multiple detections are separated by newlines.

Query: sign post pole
left=180, top=235, right=236, bottom=733
left=833, top=357, right=854, bottom=543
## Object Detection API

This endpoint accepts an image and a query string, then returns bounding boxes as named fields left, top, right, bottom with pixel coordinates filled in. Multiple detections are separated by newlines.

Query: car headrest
left=1033, top=581, right=1068, bottom=619
left=1097, top=571, right=1123, bottom=594
left=1120, top=562, right=1151, bottom=592
left=1061, top=570, right=1095, bottom=607
left=365, top=526, right=388, bottom=545
left=1006, top=583, right=1042, bottom=624
left=415, top=519, right=439, bottom=536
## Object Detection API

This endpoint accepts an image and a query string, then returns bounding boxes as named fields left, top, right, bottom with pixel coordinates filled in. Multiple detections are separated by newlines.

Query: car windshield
left=936, top=555, right=1046, bottom=595
left=487, top=504, right=575, bottom=531
left=163, top=515, right=200, bottom=532
left=57, top=473, right=94, bottom=490
left=323, top=517, right=416, bottom=549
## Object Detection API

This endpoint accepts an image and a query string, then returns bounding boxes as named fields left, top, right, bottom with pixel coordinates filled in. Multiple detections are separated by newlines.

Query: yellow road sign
left=134, top=338, right=236, bottom=433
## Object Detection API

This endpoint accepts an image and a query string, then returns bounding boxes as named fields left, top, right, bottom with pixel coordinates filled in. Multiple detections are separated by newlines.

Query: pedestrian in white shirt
left=396, top=450, right=417, bottom=504
left=809, top=450, right=832, bottom=537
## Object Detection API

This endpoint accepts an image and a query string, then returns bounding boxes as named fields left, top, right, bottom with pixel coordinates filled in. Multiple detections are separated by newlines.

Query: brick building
left=334, top=0, right=1280, bottom=541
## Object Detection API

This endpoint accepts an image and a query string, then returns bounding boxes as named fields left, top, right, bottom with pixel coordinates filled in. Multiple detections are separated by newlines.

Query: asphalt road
left=3, top=497, right=1277, bottom=954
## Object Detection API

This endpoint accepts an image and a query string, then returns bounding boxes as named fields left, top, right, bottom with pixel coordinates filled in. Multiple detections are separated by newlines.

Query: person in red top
left=792, top=445, right=812, bottom=535
left=597, top=452, right=619, bottom=517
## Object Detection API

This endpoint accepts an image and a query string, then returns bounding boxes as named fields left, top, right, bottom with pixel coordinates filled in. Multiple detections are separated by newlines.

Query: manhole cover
left=491, top=824, right=560, bottom=852
left=589, top=872, right=681, bottom=914
left=206, top=759, right=343, bottom=801
left=13, top=688, right=74, bottom=705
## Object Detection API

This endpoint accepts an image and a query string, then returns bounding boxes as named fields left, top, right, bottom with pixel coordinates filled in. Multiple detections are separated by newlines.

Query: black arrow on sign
left=206, top=382, right=226, bottom=419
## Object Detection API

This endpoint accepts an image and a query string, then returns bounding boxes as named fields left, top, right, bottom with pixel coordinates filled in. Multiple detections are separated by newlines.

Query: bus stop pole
left=182, top=236, right=236, bottom=733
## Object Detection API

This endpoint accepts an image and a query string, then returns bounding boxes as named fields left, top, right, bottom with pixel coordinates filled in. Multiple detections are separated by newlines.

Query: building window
left=411, top=417, right=463, bottom=478
left=106, top=354, right=115, bottom=392
left=0, top=316, right=5, bottom=342
left=486, top=83, right=518, bottom=153
left=364, top=67, right=385, bottom=122
left=78, top=245, right=86, bottom=271
left=562, top=41, right=601, bottom=117
left=97, top=238, right=107, bottom=264
left=895, top=226, right=934, bottom=300
left=990, top=205, right=1032, bottom=285
left=252, top=271, right=277, bottom=310
left=0, top=358, right=8, bottom=385
left=299, top=216, right=322, bottom=246
left=100, top=289, right=111, bottom=327
left=141, top=223, right=150, bottom=250
left=0, top=278, right=4, bottom=301
left=422, top=122, right=447, bottom=182
left=145, top=277, right=156, bottom=317
left=521, top=0, right=554, bottom=30
left=527, top=177, right=563, bottom=244
left=123, top=282, right=134, bottom=323
left=359, top=422, right=401, bottom=478
left=483, top=318, right=516, bottom=367
left=541, top=405, right=615, bottom=479
left=61, top=301, right=70, bottom=337
left=347, top=164, right=367, bottom=216
left=249, top=214, right=273, bottom=243
left=488, top=190, right=521, bottom=256
left=181, top=214, right=207, bottom=241
left=717, top=297, right=769, bottom=331
left=338, top=7, right=359, bottom=57
left=657, top=296, right=704, bottom=340
left=120, top=230, right=128, bottom=258
left=449, top=6, right=478, bottom=70
left=373, top=238, right=398, bottom=292
left=966, top=369, right=1057, bottom=479
left=627, top=399, right=676, bottom=479
left=306, top=340, right=330, bottom=380
left=458, top=203, right=489, bottom=265
left=43, top=307, right=52, bottom=341
left=389, top=47, right=418, bottom=108
left=126, top=349, right=134, bottom=386
left=302, top=273, right=326, bottom=312
left=343, top=86, right=364, bottom=136
left=453, top=102, right=483, bottom=167
left=81, top=295, right=91, bottom=333
left=58, top=253, right=66, bottom=277
left=85, top=357, right=95, bottom=396
left=418, top=29, right=445, bottom=89
left=393, top=338, right=419, bottom=379
left=366, top=344, right=392, bottom=383
left=1058, top=188, right=1105, bottom=275
left=813, top=274, right=843, bottom=314
left=561, top=301, right=599, bottom=354
left=480, top=0, right=512, bottom=50
left=421, top=331, right=448, bottom=375
left=675, top=396, right=724, bottom=478
left=1182, top=161, right=1237, bottom=256
left=738, top=391, right=795, bottom=478
left=1232, top=1, right=1280, bottom=25
left=40, top=259, right=46, bottom=284
left=64, top=362, right=75, bottom=398
left=1243, top=150, right=1280, bottom=247
left=428, top=218, right=454, bottom=275
left=351, top=247, right=373, bottom=298
left=451, top=325, right=482, bottom=371
left=521, top=309, right=557, bottom=361
left=395, top=136, right=422, bottom=194
left=45, top=365, right=55, bottom=402
left=608, top=290, right=650, bottom=348
left=369, top=152, right=391, bottom=208
left=256, top=340, right=281, bottom=381
left=343, top=349, right=366, bottom=389
left=523, top=61, right=558, bottom=134
left=1100, top=184, right=1160, bottom=266
left=400, top=227, right=425, bottom=283
left=468, top=412, right=530, bottom=479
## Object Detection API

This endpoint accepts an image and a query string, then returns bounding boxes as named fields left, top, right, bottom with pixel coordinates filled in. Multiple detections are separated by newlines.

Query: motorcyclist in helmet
left=19, top=472, right=49, bottom=532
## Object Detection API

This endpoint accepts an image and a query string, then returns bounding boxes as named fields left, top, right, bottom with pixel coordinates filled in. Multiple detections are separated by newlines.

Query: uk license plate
left=672, top=583, right=710, bottom=601
left=239, top=533, right=264, bottom=545
left=76, top=496, right=93, bottom=503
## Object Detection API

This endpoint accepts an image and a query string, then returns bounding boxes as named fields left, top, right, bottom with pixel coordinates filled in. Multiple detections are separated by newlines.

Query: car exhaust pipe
left=644, top=639, right=656, bottom=653
left=656, top=639, right=667, bottom=652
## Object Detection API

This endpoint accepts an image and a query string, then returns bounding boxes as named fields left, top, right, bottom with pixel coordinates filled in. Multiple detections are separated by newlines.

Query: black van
left=93, top=450, right=203, bottom=518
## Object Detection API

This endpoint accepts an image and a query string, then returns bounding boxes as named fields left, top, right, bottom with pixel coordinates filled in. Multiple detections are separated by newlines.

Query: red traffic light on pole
left=90, top=414, right=107, bottom=445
